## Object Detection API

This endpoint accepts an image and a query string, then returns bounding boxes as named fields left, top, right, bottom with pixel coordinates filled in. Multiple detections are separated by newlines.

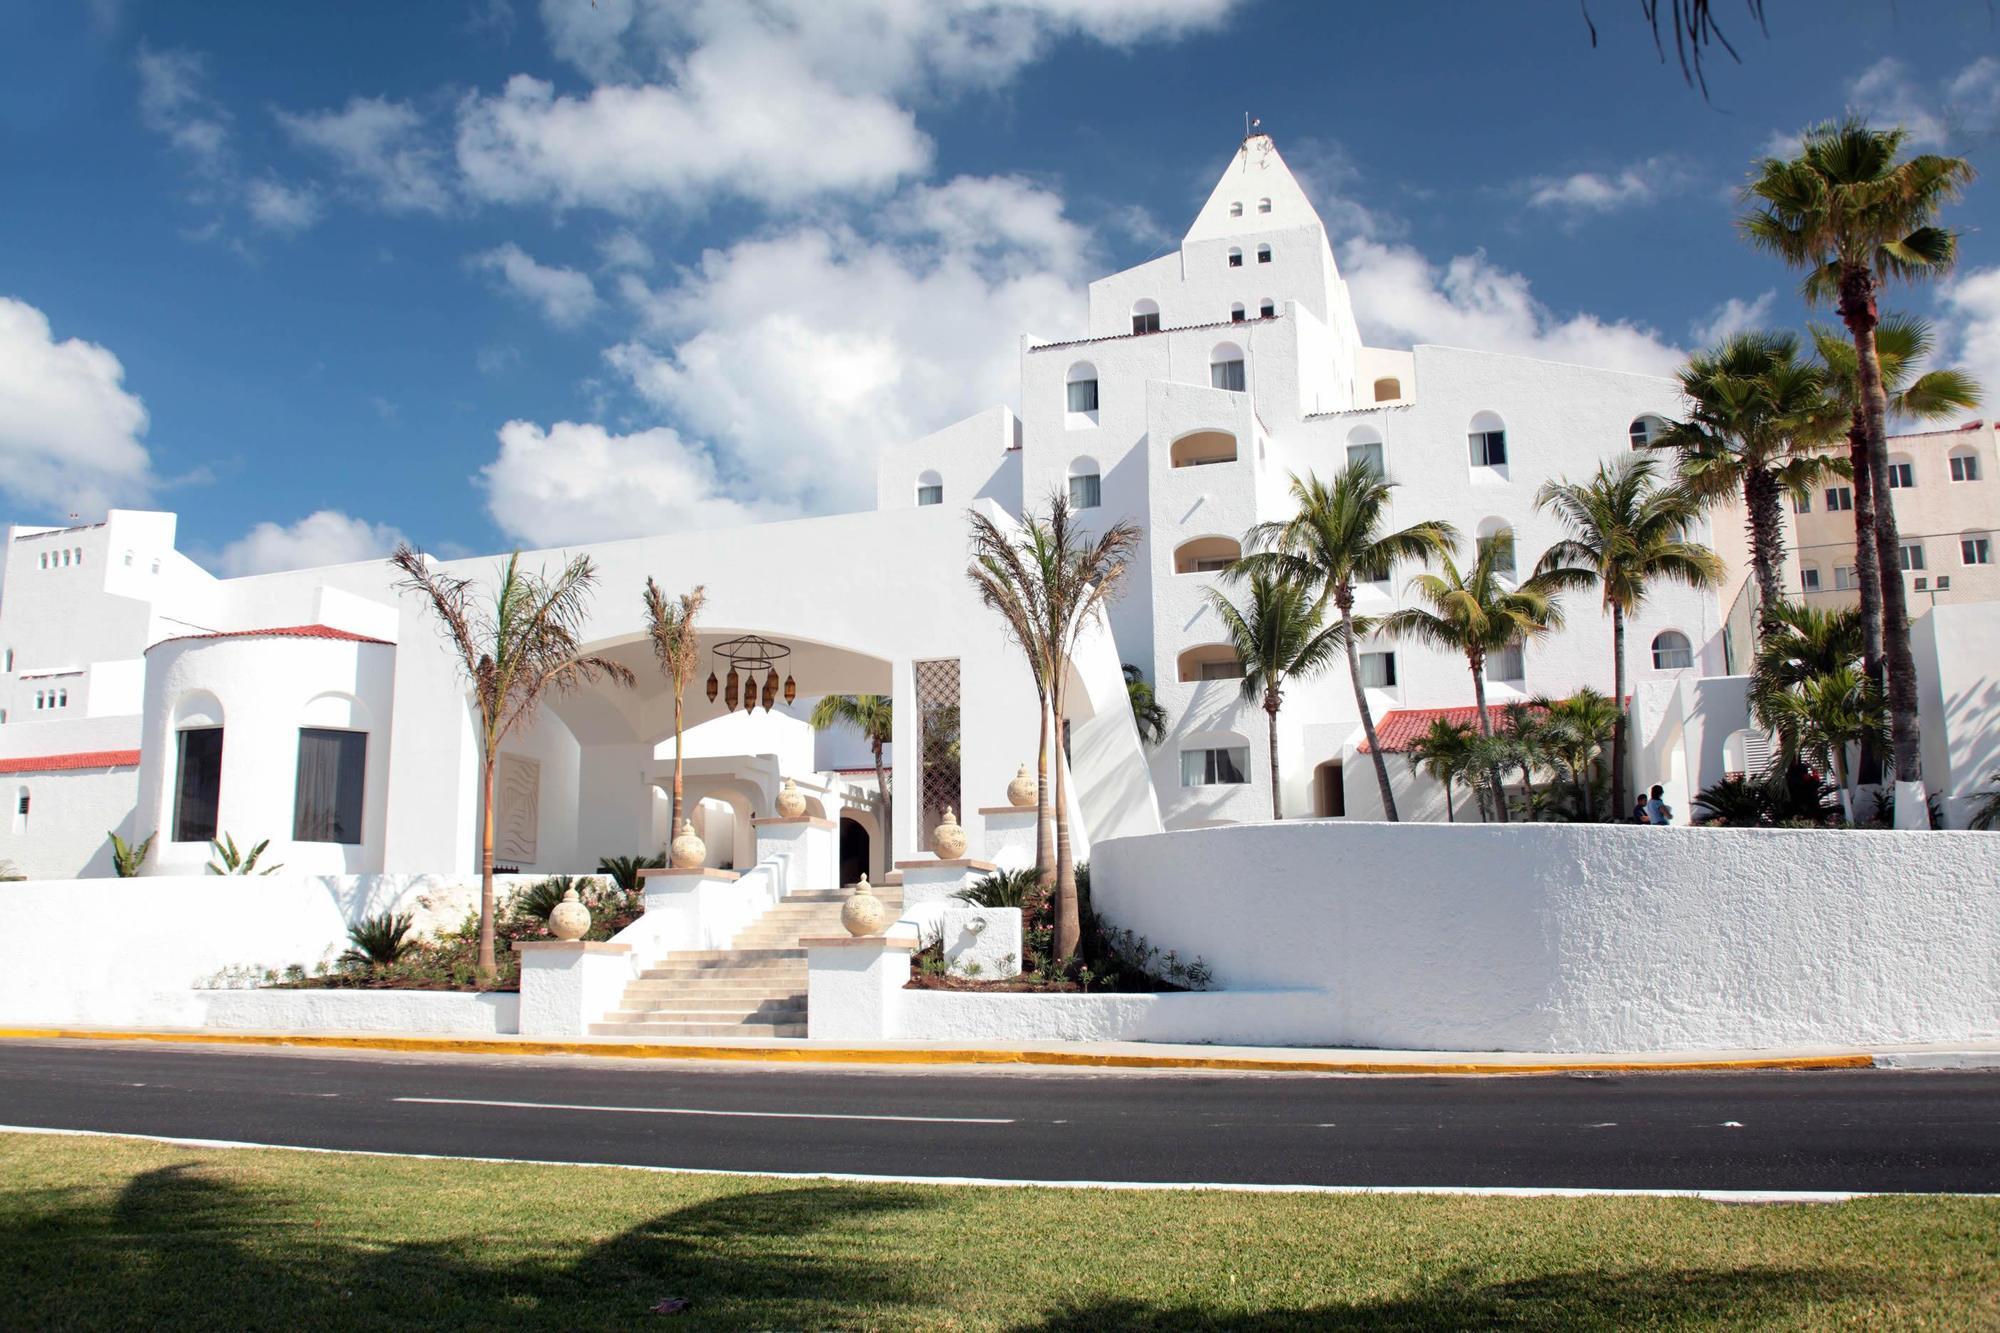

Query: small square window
left=1259, top=301, right=1275, bottom=318
left=1255, top=246, right=1272, bottom=264
left=1964, top=536, right=1993, bottom=565
left=1469, top=429, right=1507, bottom=467
left=1801, top=567, right=1821, bottom=592
left=1068, top=474, right=1101, bottom=509
left=1899, top=542, right=1926, bottom=571
left=1228, top=251, right=1243, bottom=268
left=916, top=484, right=943, bottom=507
left=1358, top=651, right=1396, bottom=688
left=1210, top=359, right=1246, bottom=393
left=1131, top=311, right=1160, bottom=334
left=1951, top=454, right=1981, bottom=482
left=1888, top=461, right=1914, bottom=489
left=1065, top=378, right=1098, bottom=413
left=1793, top=492, right=1811, bottom=514
left=1826, top=486, right=1853, bottom=512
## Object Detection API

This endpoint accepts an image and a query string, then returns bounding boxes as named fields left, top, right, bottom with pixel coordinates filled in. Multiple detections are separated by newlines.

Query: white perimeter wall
left=0, top=767, right=137, bottom=878
left=1094, top=821, right=2000, bottom=1052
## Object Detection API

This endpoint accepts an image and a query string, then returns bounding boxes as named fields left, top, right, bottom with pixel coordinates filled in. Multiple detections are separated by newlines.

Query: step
left=640, top=960, right=808, bottom=975
left=660, top=948, right=806, bottom=961
left=602, top=1006, right=805, bottom=1024
left=622, top=980, right=806, bottom=996
left=589, top=1020, right=807, bottom=1039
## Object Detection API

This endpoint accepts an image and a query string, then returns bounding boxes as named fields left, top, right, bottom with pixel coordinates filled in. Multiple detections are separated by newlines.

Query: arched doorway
left=839, top=815, right=870, bottom=887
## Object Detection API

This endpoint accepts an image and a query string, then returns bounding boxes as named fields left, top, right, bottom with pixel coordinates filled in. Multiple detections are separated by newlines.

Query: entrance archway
left=839, top=815, right=870, bottom=887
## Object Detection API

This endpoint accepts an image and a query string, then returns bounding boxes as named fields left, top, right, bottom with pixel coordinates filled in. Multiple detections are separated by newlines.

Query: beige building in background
left=1792, top=421, right=2000, bottom=613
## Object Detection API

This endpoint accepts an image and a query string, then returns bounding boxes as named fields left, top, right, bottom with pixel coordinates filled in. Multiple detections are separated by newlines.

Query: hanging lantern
left=782, top=674, right=796, bottom=705
left=761, top=675, right=778, bottom=710
left=724, top=668, right=739, bottom=710
left=705, top=670, right=718, bottom=704
left=742, top=684, right=757, bottom=714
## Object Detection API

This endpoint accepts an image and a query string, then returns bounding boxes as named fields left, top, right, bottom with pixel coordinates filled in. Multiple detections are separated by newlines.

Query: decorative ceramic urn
left=933, top=807, right=968, bottom=860
left=775, top=777, right=807, bottom=819
left=669, top=819, right=706, bottom=870
left=841, top=875, right=888, bottom=936
left=1006, top=764, right=1036, bottom=808
left=549, top=888, right=590, bottom=941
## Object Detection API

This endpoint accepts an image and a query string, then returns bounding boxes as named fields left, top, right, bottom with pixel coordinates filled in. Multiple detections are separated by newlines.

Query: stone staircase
left=589, top=886, right=903, bottom=1039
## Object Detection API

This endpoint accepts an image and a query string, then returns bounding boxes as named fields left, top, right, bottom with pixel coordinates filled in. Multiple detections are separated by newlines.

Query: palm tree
left=1232, top=459, right=1457, bottom=821
left=968, top=511, right=1057, bottom=887
left=1748, top=600, right=1869, bottom=810
left=1382, top=532, right=1565, bottom=822
left=1499, top=700, right=1548, bottom=818
left=641, top=579, right=706, bottom=837
left=1535, top=689, right=1622, bottom=822
left=390, top=546, right=635, bottom=979
left=809, top=695, right=894, bottom=858
left=1406, top=716, right=1476, bottom=823
left=1742, top=118, right=1975, bottom=823
left=1533, top=454, right=1724, bottom=815
left=1122, top=663, right=1168, bottom=747
left=1206, top=571, right=1346, bottom=819
left=1809, top=314, right=1981, bottom=679
left=1758, top=665, right=1885, bottom=825
left=1652, top=331, right=1839, bottom=631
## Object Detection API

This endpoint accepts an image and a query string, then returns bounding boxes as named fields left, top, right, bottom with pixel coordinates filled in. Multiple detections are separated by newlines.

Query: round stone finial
left=669, top=819, right=707, bottom=870
left=775, top=777, right=808, bottom=819
left=933, top=806, right=967, bottom=860
left=841, top=875, right=888, bottom=936
left=1006, top=764, right=1036, bottom=808
left=549, top=887, right=591, bottom=941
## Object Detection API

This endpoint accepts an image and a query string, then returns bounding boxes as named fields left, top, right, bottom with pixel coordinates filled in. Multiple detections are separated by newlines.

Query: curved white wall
left=1094, top=821, right=2000, bottom=1052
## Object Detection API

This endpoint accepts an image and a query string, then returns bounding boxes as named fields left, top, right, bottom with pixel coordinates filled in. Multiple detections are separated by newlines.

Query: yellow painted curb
left=0, top=1027, right=1877, bottom=1076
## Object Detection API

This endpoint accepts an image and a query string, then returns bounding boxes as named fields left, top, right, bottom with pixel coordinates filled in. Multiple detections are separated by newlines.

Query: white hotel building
left=3, top=136, right=1992, bottom=882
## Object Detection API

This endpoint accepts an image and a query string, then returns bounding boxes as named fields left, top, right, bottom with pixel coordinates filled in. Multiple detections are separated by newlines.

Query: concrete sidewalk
left=3, top=1025, right=1995, bottom=1075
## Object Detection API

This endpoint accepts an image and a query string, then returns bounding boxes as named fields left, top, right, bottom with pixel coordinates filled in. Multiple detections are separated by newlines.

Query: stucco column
left=512, top=940, right=632, bottom=1036
left=804, top=930, right=916, bottom=1040
left=752, top=816, right=836, bottom=894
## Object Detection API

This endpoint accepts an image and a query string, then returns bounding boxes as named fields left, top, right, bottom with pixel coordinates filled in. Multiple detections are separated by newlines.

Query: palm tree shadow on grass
left=1, top=1163, right=937, bottom=1328
left=1015, top=1263, right=1885, bottom=1332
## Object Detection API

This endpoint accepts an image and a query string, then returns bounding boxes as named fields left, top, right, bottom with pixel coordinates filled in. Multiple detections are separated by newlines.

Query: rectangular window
left=1951, top=454, right=1981, bottom=482
left=1131, top=311, right=1160, bottom=334
left=1487, top=642, right=1526, bottom=682
left=174, top=727, right=224, bottom=844
left=1793, top=492, right=1811, bottom=514
left=1228, top=252, right=1243, bottom=268
left=1964, top=537, right=1993, bottom=565
left=1826, top=486, right=1853, bottom=511
left=1065, top=379, right=1099, bottom=413
left=1899, top=543, right=1926, bottom=571
left=1259, top=301, right=1275, bottom=318
left=1190, top=557, right=1233, bottom=573
left=1346, top=442, right=1384, bottom=474
left=293, top=728, right=367, bottom=844
left=915, top=484, right=943, bottom=507
left=1469, top=429, right=1507, bottom=467
left=1230, top=308, right=1246, bottom=323
left=1888, top=462, right=1914, bottom=489
left=1197, top=658, right=1245, bottom=681
left=1835, top=565, right=1859, bottom=590
left=1801, top=567, right=1821, bottom=592
left=1180, top=747, right=1249, bottom=787
left=1358, top=651, right=1397, bottom=688
left=1210, top=359, right=1246, bottom=392
left=1068, top=474, right=1101, bottom=509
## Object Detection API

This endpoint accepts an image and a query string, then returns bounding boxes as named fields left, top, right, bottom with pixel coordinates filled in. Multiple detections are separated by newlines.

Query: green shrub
left=207, top=833, right=282, bottom=876
left=340, top=911, right=416, bottom=968
left=596, top=853, right=666, bottom=892
left=108, top=831, right=155, bottom=877
left=509, top=875, right=588, bottom=922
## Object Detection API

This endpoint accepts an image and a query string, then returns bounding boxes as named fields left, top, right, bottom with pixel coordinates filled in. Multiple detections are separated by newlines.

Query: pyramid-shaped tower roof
left=1182, top=134, right=1326, bottom=244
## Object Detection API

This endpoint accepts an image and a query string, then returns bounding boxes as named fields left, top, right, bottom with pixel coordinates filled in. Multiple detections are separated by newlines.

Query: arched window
left=1131, top=298, right=1160, bottom=335
left=1372, top=377, right=1402, bottom=402
left=1476, top=518, right=1516, bottom=577
left=1067, top=456, right=1102, bottom=509
left=1178, top=645, right=1244, bottom=683
left=1468, top=410, right=1508, bottom=469
left=1171, top=430, right=1238, bottom=468
left=1949, top=447, right=1982, bottom=482
left=1227, top=246, right=1243, bottom=268
left=1174, top=535, right=1241, bottom=574
left=1629, top=413, right=1666, bottom=449
left=1064, top=361, right=1099, bottom=420
left=1258, top=298, right=1275, bottom=318
left=1887, top=454, right=1915, bottom=489
left=1255, top=244, right=1272, bottom=264
left=1230, top=303, right=1246, bottom=323
left=1651, top=630, right=1693, bottom=670
left=11, top=785, right=26, bottom=834
left=1257, top=197, right=1272, bottom=214
left=1209, top=341, right=1246, bottom=393
left=1228, top=201, right=1243, bottom=217
left=172, top=690, right=226, bottom=845
left=1346, top=426, right=1383, bottom=475
left=915, top=470, right=943, bottom=507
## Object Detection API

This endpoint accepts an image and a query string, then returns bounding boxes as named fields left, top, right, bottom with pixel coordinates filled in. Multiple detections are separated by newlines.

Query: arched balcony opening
left=1171, top=429, right=1238, bottom=469
left=1177, top=644, right=1244, bottom=683
left=1373, top=377, right=1402, bottom=402
left=1173, top=535, right=1241, bottom=574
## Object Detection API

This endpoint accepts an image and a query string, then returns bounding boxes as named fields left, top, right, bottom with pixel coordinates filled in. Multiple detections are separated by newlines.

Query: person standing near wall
left=1645, top=784, right=1674, bottom=825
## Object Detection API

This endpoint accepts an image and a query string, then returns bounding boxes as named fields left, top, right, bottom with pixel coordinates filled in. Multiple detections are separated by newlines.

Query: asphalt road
left=0, top=1041, right=1994, bottom=1193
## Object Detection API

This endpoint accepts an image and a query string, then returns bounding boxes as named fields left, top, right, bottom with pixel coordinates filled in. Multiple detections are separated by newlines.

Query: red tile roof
left=0, top=749, right=142, bottom=774
left=149, top=623, right=391, bottom=650
left=1358, top=705, right=1539, bottom=754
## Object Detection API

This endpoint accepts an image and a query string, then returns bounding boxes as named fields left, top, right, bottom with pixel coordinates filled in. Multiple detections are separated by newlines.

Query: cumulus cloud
left=136, top=45, right=230, bottom=179
left=1526, top=155, right=1684, bottom=217
left=1690, top=290, right=1776, bottom=348
left=1940, top=265, right=2000, bottom=420
left=470, top=243, right=599, bottom=326
left=1766, top=56, right=2000, bottom=158
left=245, top=177, right=321, bottom=231
left=480, top=420, right=783, bottom=544
left=1340, top=238, right=1683, bottom=377
left=278, top=95, right=452, bottom=214
left=0, top=297, right=154, bottom=516
left=213, top=509, right=408, bottom=577
left=598, top=229, right=653, bottom=271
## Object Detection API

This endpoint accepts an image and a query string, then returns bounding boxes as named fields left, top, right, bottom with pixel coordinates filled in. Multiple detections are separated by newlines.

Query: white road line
left=392, top=1096, right=1015, bottom=1125
left=7, top=1124, right=1988, bottom=1201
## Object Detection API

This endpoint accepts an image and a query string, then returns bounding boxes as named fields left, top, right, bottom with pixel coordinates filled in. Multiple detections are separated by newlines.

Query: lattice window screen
left=914, top=658, right=962, bottom=853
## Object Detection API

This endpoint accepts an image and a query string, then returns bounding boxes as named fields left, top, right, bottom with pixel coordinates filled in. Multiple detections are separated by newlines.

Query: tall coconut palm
left=968, top=511, right=1057, bottom=887
left=390, top=546, right=635, bottom=979
left=1652, top=331, right=1839, bottom=632
left=1232, top=459, right=1457, bottom=821
left=1533, top=453, right=1724, bottom=816
left=641, top=579, right=706, bottom=837
left=1742, top=118, right=1975, bottom=824
left=1534, top=689, right=1622, bottom=822
left=1406, top=716, right=1475, bottom=823
left=1809, top=314, right=1981, bottom=679
left=1758, top=666, right=1886, bottom=825
left=1748, top=600, right=1866, bottom=775
left=1206, top=571, right=1346, bottom=819
left=809, top=695, right=894, bottom=859
left=1381, top=532, right=1566, bottom=823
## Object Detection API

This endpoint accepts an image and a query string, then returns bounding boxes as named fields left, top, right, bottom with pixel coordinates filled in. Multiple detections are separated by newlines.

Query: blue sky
left=2, top=0, right=1995, bottom=575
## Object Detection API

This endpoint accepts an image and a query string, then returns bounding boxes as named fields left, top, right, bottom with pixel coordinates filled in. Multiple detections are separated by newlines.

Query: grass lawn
left=1, top=1133, right=1995, bottom=1329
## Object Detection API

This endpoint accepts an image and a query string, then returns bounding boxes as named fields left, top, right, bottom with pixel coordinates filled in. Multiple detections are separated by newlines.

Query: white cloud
left=213, top=509, right=408, bottom=577
left=1941, top=265, right=2000, bottom=421
left=1340, top=238, right=1684, bottom=377
left=480, top=420, right=783, bottom=545
left=0, top=297, right=154, bottom=516
left=245, top=177, right=321, bottom=231
left=470, top=243, right=599, bottom=327
left=1769, top=56, right=2000, bottom=157
left=1526, top=156, right=1682, bottom=215
left=598, top=229, right=653, bottom=270
left=278, top=96, right=452, bottom=214
left=1690, top=289, right=1776, bottom=348
left=135, top=46, right=231, bottom=179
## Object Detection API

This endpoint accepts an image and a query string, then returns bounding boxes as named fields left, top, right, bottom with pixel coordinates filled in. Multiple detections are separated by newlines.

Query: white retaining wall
left=197, top=988, right=518, bottom=1034
left=1093, top=821, right=2000, bottom=1051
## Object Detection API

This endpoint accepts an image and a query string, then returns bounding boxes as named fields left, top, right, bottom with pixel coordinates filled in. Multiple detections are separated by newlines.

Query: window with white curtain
left=1065, top=377, right=1099, bottom=413
left=1068, top=472, right=1101, bottom=509
left=1835, top=565, right=1859, bottom=590
left=1211, top=358, right=1246, bottom=392
left=294, top=728, right=366, bottom=844
left=1358, top=651, right=1396, bottom=688
left=1347, top=441, right=1383, bottom=474
left=1651, top=630, right=1693, bottom=670
left=1487, top=641, right=1525, bottom=681
left=1180, top=747, right=1249, bottom=787
left=1469, top=429, right=1507, bottom=467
